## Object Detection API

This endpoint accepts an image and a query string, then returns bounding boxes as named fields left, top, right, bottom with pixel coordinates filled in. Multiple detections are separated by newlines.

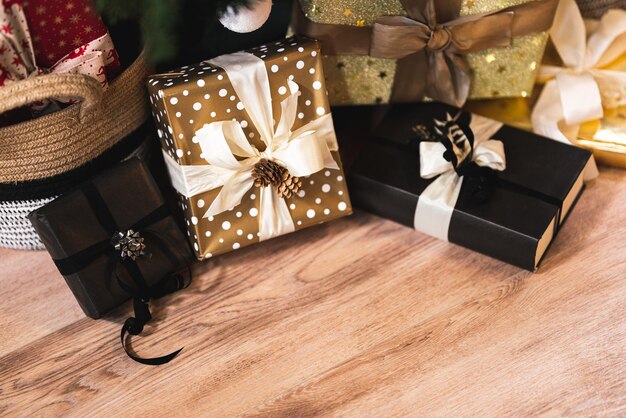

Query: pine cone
left=251, top=159, right=303, bottom=199
left=276, top=169, right=303, bottom=199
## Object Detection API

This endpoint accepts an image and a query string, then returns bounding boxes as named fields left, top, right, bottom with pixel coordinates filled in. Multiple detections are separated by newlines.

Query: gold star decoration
left=54, top=16, right=63, bottom=24
left=343, top=8, right=352, bottom=17
left=84, top=25, right=93, bottom=34
left=72, top=37, right=82, bottom=46
left=60, top=28, right=67, bottom=35
left=70, top=14, right=80, bottom=24
left=35, top=5, right=45, bottom=14
left=58, top=40, right=66, bottom=47
left=309, top=4, right=320, bottom=16
left=466, top=0, right=475, bottom=8
left=66, top=2, right=75, bottom=10
left=355, top=19, right=366, bottom=27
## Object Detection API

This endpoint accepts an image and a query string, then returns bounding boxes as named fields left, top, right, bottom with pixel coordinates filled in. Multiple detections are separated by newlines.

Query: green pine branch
left=96, top=0, right=256, bottom=62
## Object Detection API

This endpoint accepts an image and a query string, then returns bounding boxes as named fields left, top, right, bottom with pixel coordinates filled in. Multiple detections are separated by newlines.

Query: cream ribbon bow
left=163, top=52, right=339, bottom=241
left=414, top=114, right=506, bottom=241
left=531, top=0, right=626, bottom=179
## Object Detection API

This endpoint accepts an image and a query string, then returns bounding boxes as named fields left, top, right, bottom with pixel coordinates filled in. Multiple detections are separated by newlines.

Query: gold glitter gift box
left=147, top=37, right=352, bottom=260
left=295, top=0, right=553, bottom=105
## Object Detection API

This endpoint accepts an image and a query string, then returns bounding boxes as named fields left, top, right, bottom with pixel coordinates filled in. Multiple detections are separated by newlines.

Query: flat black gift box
left=348, top=102, right=592, bottom=271
left=29, top=159, right=193, bottom=319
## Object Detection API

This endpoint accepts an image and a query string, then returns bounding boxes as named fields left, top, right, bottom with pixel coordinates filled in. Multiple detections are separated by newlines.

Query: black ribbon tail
left=120, top=296, right=183, bottom=366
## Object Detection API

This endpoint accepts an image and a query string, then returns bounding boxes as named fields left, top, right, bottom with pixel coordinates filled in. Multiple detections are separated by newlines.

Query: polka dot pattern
left=147, top=37, right=351, bottom=260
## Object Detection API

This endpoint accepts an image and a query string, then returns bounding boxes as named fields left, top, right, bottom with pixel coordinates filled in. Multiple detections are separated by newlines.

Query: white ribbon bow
left=414, top=114, right=506, bottom=241
left=531, top=0, right=626, bottom=179
left=0, top=3, right=114, bottom=107
left=163, top=51, right=339, bottom=241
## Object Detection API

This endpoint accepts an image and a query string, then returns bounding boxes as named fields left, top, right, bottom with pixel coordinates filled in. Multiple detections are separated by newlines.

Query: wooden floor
left=1, top=165, right=625, bottom=416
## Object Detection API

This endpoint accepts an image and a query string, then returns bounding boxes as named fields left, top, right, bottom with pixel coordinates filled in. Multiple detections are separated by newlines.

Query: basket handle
left=0, top=72, right=104, bottom=120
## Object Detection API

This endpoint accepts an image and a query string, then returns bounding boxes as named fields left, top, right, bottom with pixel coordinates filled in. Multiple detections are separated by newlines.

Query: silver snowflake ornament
left=113, top=229, right=146, bottom=260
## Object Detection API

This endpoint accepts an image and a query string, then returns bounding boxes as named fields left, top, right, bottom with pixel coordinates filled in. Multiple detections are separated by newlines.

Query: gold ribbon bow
left=294, top=0, right=558, bottom=106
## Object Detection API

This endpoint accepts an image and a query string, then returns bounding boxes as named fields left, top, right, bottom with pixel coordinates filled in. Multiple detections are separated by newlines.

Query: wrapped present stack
left=3, top=0, right=625, bottom=366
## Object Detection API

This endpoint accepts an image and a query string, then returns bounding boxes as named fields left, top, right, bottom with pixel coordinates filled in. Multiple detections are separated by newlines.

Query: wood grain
left=1, top=166, right=625, bottom=417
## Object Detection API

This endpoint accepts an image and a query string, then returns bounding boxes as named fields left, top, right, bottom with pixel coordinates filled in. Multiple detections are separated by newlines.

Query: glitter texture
left=298, top=0, right=549, bottom=105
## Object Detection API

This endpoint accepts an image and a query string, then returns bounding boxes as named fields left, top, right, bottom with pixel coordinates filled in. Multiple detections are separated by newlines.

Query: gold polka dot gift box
left=147, top=37, right=352, bottom=261
left=293, top=0, right=559, bottom=106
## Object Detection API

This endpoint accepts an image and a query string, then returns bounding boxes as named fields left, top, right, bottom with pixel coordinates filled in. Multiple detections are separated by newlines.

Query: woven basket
left=0, top=52, right=151, bottom=183
left=0, top=51, right=154, bottom=250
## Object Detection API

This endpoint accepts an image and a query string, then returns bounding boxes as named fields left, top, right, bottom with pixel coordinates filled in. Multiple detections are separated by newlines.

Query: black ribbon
left=53, top=181, right=190, bottom=365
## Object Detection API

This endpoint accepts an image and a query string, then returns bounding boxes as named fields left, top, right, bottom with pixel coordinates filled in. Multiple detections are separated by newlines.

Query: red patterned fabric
left=0, top=0, right=120, bottom=121
left=21, top=0, right=120, bottom=77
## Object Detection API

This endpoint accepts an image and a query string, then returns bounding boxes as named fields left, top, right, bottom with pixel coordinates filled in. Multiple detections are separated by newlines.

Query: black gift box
left=29, top=159, right=193, bottom=319
left=349, top=102, right=592, bottom=271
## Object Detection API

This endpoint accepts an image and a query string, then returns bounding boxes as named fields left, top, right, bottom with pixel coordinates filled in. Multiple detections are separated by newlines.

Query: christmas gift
left=531, top=0, right=626, bottom=170
left=147, top=37, right=352, bottom=261
left=467, top=0, right=626, bottom=169
left=29, top=159, right=193, bottom=364
left=293, top=0, right=558, bottom=106
left=349, top=102, right=592, bottom=271
left=0, top=0, right=120, bottom=108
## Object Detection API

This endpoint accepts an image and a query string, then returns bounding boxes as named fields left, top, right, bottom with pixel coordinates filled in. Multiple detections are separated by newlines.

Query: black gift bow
left=53, top=181, right=190, bottom=365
